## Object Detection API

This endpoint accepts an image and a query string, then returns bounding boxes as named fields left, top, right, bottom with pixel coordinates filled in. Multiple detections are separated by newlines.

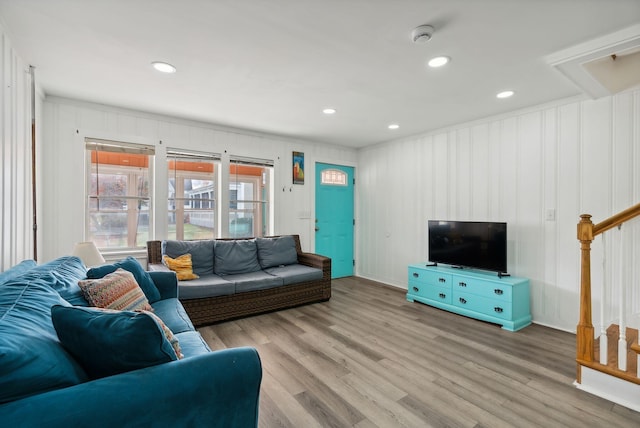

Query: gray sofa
left=147, top=234, right=331, bottom=326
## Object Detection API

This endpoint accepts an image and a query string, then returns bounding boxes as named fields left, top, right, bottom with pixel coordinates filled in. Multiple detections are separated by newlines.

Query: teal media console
left=407, top=264, right=531, bottom=331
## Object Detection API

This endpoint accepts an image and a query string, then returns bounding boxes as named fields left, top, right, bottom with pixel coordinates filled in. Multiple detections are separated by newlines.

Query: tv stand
left=498, top=272, right=511, bottom=278
left=406, top=264, right=531, bottom=331
left=425, top=262, right=437, bottom=267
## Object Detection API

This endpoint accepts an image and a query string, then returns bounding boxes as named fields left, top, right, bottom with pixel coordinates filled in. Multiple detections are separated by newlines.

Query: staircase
left=575, top=203, right=640, bottom=411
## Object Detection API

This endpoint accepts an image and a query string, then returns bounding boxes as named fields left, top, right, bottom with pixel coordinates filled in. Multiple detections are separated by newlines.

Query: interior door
left=315, top=163, right=354, bottom=278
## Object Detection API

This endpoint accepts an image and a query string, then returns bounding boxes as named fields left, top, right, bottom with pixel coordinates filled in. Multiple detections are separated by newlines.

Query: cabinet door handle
left=494, top=307, right=504, bottom=313
left=439, top=293, right=446, bottom=299
left=413, top=272, right=419, bottom=278
left=459, top=297, right=467, bottom=304
left=413, top=286, right=419, bottom=292
left=494, top=289, right=504, bottom=295
left=439, top=277, right=446, bottom=283
left=459, top=282, right=467, bottom=287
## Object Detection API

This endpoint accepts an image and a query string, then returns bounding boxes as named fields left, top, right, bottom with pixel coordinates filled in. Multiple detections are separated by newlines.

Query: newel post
left=576, top=214, right=594, bottom=369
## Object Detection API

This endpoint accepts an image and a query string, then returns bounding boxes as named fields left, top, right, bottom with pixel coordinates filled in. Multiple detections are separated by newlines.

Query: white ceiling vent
left=546, top=24, right=640, bottom=98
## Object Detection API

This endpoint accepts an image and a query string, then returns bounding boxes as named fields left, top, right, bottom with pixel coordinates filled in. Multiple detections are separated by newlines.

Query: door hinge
left=353, top=178, right=355, bottom=185
left=353, top=260, right=355, bottom=266
left=353, top=219, right=355, bottom=226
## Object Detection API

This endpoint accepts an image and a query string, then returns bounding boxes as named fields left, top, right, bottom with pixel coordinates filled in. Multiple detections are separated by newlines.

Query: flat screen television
left=428, top=220, right=507, bottom=274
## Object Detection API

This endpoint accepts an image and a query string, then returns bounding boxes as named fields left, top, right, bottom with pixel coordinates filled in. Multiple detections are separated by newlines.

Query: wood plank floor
left=198, top=276, right=640, bottom=428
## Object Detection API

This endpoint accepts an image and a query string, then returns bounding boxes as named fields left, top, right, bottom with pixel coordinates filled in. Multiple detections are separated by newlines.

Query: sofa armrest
left=148, top=270, right=178, bottom=299
left=0, top=347, right=262, bottom=428
left=297, top=252, right=327, bottom=269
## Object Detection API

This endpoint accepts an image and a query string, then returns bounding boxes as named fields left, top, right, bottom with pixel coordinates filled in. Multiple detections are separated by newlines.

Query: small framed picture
left=293, top=151, right=304, bottom=184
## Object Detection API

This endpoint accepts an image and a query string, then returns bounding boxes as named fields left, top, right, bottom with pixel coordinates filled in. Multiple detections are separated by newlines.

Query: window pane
left=167, top=155, right=217, bottom=240
left=86, top=141, right=153, bottom=250
left=228, top=159, right=272, bottom=238
left=229, top=210, right=254, bottom=238
left=89, top=212, right=128, bottom=248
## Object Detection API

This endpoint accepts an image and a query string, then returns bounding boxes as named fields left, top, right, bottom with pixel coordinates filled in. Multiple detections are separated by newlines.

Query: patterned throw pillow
left=163, top=254, right=199, bottom=281
left=141, top=310, right=183, bottom=359
left=78, top=268, right=152, bottom=312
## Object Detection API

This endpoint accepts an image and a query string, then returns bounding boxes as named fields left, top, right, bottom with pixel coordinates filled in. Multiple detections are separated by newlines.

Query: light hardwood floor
left=198, top=276, right=640, bottom=428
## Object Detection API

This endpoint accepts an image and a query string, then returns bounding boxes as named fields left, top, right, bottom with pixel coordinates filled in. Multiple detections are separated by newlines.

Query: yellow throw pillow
left=163, top=254, right=199, bottom=281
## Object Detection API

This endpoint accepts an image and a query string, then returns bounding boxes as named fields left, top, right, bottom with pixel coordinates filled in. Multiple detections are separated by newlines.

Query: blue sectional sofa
left=0, top=256, right=262, bottom=427
left=147, top=234, right=331, bottom=326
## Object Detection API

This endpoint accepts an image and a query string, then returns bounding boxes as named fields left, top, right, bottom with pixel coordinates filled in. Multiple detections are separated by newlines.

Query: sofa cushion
left=174, top=331, right=212, bottom=359
left=177, top=274, right=235, bottom=299
left=0, top=274, right=88, bottom=404
left=163, top=254, right=199, bottom=281
left=214, top=239, right=261, bottom=275
left=162, top=240, right=214, bottom=276
left=24, top=256, right=88, bottom=304
left=51, top=305, right=180, bottom=379
left=228, top=271, right=284, bottom=293
left=256, top=236, right=298, bottom=269
left=0, top=259, right=37, bottom=285
left=78, top=268, right=153, bottom=312
left=87, top=256, right=161, bottom=303
left=151, top=298, right=195, bottom=334
left=264, top=264, right=324, bottom=285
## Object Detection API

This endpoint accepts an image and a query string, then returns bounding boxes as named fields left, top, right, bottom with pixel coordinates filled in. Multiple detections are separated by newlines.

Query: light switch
left=545, top=209, right=556, bottom=221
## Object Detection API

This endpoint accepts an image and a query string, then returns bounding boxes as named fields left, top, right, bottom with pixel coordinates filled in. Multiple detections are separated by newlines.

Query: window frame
left=167, top=149, right=220, bottom=241
left=84, top=138, right=155, bottom=251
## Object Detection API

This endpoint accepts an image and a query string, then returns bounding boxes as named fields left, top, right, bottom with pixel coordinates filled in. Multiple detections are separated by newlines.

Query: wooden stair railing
left=576, top=202, right=640, bottom=383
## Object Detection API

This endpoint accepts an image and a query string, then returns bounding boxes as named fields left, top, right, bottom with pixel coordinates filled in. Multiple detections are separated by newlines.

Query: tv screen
left=428, top=220, right=507, bottom=273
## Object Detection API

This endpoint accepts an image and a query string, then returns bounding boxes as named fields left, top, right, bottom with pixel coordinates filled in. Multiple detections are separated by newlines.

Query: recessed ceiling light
left=496, top=90, right=515, bottom=99
left=323, top=108, right=336, bottom=115
left=428, top=56, right=450, bottom=68
left=152, top=61, right=176, bottom=73
left=388, top=124, right=400, bottom=130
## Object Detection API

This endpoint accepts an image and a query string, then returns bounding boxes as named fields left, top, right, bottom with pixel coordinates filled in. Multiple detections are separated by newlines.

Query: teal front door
left=315, top=163, right=354, bottom=278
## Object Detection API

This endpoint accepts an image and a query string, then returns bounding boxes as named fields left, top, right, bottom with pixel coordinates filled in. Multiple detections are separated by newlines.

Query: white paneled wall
left=357, top=90, right=640, bottom=332
left=0, top=25, right=40, bottom=270
left=41, top=97, right=357, bottom=262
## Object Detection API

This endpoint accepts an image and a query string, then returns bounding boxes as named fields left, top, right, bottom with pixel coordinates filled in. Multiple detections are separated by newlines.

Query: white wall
left=0, top=23, right=42, bottom=270
left=41, top=97, right=357, bottom=261
left=356, top=89, right=640, bottom=332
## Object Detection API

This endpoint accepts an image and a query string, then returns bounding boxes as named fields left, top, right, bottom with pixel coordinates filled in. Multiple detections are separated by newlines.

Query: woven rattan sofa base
left=146, top=235, right=331, bottom=326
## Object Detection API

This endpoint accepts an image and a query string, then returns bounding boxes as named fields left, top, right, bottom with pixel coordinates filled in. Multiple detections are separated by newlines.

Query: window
left=167, top=150, right=219, bottom=240
left=228, top=156, right=273, bottom=238
left=321, top=169, right=347, bottom=186
left=85, top=139, right=154, bottom=249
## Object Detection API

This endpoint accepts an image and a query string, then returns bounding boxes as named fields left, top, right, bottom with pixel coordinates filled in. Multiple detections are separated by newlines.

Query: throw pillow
left=162, top=254, right=199, bottom=281
left=78, top=268, right=153, bottom=312
left=87, top=256, right=161, bottom=303
left=162, top=240, right=215, bottom=276
left=51, top=305, right=180, bottom=379
left=256, top=236, right=298, bottom=269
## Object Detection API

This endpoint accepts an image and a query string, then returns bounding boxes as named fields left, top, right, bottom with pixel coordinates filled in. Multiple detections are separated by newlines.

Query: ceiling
left=1, top=0, right=639, bottom=148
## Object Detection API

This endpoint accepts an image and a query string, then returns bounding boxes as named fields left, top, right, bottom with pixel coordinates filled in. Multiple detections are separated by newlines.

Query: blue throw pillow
left=51, top=305, right=179, bottom=379
left=214, top=239, right=262, bottom=275
left=0, top=274, right=88, bottom=403
left=87, top=256, right=161, bottom=303
left=0, top=259, right=37, bottom=285
left=256, top=236, right=298, bottom=269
